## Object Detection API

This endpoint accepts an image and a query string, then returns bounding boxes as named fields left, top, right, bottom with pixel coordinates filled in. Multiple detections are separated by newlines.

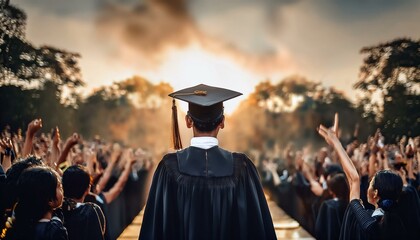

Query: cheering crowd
left=1, top=115, right=420, bottom=240
left=260, top=114, right=420, bottom=240
left=0, top=119, right=152, bottom=240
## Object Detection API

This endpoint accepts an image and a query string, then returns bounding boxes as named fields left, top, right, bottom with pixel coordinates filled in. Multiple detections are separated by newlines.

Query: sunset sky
left=12, top=0, right=420, bottom=112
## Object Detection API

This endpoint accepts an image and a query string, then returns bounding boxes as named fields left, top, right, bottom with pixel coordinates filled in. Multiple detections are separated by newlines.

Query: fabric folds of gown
left=139, top=150, right=276, bottom=240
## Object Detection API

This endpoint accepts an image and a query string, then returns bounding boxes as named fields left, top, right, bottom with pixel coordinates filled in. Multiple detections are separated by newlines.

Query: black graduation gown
left=396, top=185, right=420, bottom=239
left=63, top=202, right=106, bottom=240
left=34, top=218, right=68, bottom=240
left=292, top=171, right=316, bottom=235
left=339, top=199, right=408, bottom=240
left=5, top=217, right=68, bottom=240
left=339, top=199, right=378, bottom=240
left=85, top=193, right=111, bottom=240
left=315, top=199, right=347, bottom=240
left=139, top=146, right=277, bottom=240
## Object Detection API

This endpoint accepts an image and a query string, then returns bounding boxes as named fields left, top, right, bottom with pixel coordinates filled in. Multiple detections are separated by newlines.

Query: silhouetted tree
left=225, top=76, right=367, bottom=152
left=0, top=2, right=83, bottom=106
left=355, top=38, right=420, bottom=141
left=0, top=2, right=83, bottom=133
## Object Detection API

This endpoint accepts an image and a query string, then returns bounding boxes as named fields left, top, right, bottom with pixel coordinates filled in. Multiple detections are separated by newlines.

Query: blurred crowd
left=2, top=116, right=420, bottom=240
left=258, top=120, right=420, bottom=240
left=0, top=119, right=153, bottom=240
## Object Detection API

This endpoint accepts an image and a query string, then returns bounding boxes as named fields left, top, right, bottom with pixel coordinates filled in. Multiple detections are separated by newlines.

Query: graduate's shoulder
left=231, top=151, right=257, bottom=168
left=160, top=152, right=178, bottom=163
left=229, top=150, right=261, bottom=178
left=154, top=152, right=179, bottom=175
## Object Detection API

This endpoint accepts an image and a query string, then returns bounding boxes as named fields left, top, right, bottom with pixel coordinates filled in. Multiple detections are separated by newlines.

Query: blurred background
left=1, top=0, right=419, bottom=157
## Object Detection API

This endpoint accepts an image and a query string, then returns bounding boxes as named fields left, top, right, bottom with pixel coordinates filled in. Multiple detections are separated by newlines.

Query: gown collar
left=190, top=137, right=218, bottom=149
left=177, top=146, right=233, bottom=177
left=371, top=208, right=384, bottom=217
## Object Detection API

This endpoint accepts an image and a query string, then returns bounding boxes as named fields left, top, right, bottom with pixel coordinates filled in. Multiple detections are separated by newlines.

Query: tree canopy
left=0, top=2, right=83, bottom=106
left=355, top=38, right=420, bottom=141
left=224, top=76, right=368, bottom=152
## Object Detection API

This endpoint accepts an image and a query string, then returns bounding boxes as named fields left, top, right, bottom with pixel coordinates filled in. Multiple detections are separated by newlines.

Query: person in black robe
left=85, top=192, right=111, bottom=240
left=395, top=181, right=420, bottom=239
left=62, top=165, right=106, bottom=240
left=315, top=173, right=348, bottom=240
left=139, top=84, right=277, bottom=240
left=3, top=166, right=68, bottom=240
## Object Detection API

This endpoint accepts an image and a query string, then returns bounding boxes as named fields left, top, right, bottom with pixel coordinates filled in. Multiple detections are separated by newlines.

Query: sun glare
left=143, top=44, right=259, bottom=114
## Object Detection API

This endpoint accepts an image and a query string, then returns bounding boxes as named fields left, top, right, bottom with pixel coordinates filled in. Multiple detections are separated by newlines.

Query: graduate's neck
left=193, top=128, right=219, bottom=138
left=42, top=210, right=53, bottom=220
left=69, top=190, right=87, bottom=203
left=72, top=196, right=85, bottom=203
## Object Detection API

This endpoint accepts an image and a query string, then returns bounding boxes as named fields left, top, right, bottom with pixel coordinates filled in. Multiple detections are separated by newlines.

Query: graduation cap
left=169, top=84, right=242, bottom=150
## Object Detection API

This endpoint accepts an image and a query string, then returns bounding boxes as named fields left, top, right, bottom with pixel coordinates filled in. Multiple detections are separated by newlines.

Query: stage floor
left=118, top=199, right=314, bottom=240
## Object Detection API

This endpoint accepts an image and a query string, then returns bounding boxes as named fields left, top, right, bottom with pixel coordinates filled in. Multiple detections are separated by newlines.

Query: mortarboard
left=169, top=84, right=242, bottom=150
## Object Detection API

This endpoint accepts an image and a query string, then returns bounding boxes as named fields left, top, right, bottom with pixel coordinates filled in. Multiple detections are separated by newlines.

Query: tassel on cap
left=170, top=91, right=206, bottom=150
left=172, top=98, right=183, bottom=150
left=168, top=84, right=242, bottom=150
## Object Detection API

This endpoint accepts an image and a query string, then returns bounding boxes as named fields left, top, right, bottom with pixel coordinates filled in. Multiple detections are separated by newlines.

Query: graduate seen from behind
left=139, top=84, right=277, bottom=240
left=62, top=165, right=106, bottom=240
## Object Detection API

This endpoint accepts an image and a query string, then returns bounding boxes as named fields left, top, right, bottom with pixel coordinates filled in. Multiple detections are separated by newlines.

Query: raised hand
left=22, top=118, right=43, bottom=157
left=84, top=146, right=98, bottom=176
left=110, top=143, right=122, bottom=164
left=318, top=113, right=339, bottom=146
left=0, top=137, right=13, bottom=150
left=121, top=148, right=136, bottom=167
left=52, top=127, right=60, bottom=146
left=317, top=113, right=361, bottom=201
left=27, top=119, right=43, bottom=136
left=57, top=133, right=81, bottom=166
left=0, top=137, right=14, bottom=172
left=66, top=133, right=80, bottom=147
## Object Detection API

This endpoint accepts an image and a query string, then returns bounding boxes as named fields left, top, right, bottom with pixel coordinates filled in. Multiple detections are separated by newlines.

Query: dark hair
left=189, top=114, right=224, bottom=132
left=324, top=164, right=343, bottom=178
left=10, top=166, right=59, bottom=239
left=62, top=165, right=91, bottom=199
left=3, top=156, right=43, bottom=209
left=5, top=156, right=43, bottom=185
left=372, top=170, right=406, bottom=240
left=372, top=170, right=403, bottom=211
left=327, top=173, right=349, bottom=203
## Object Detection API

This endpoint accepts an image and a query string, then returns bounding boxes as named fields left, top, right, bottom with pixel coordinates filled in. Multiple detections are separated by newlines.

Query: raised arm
left=57, top=133, right=80, bottom=166
left=102, top=149, right=135, bottom=204
left=318, top=113, right=360, bottom=201
left=405, top=144, right=416, bottom=181
left=95, top=146, right=121, bottom=194
left=301, top=161, right=324, bottom=197
left=48, top=127, right=61, bottom=169
left=263, top=160, right=281, bottom=186
left=0, top=138, right=14, bottom=172
left=22, top=119, right=42, bottom=157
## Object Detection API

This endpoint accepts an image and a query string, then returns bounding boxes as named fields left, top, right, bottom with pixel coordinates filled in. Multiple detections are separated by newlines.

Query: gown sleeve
left=396, top=185, right=420, bottom=239
left=339, top=199, right=378, bottom=240
left=234, top=155, right=277, bottom=240
left=316, top=201, right=338, bottom=240
left=86, top=203, right=106, bottom=240
left=139, top=155, right=179, bottom=240
left=49, top=217, right=69, bottom=240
